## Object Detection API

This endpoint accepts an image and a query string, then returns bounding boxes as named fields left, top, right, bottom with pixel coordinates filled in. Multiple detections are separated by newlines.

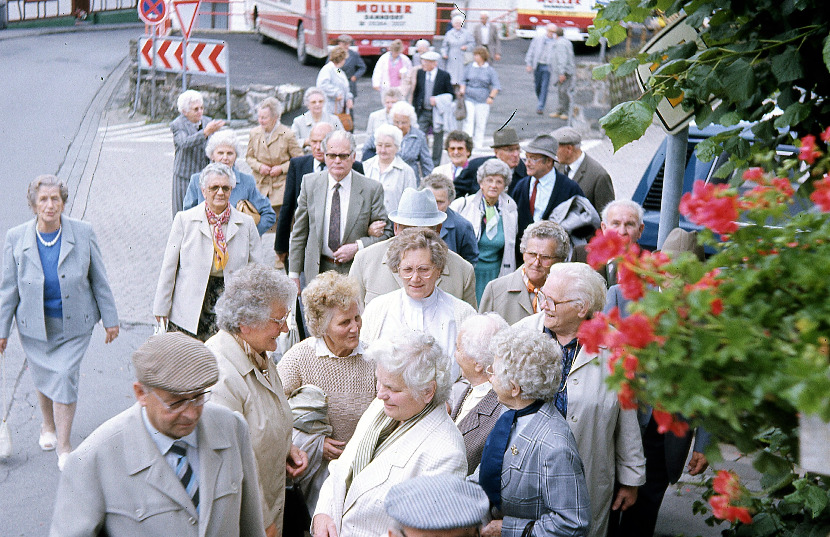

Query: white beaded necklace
left=36, top=225, right=62, bottom=247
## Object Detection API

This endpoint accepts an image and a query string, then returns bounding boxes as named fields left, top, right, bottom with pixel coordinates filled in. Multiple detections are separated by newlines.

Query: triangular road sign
left=173, top=0, right=201, bottom=39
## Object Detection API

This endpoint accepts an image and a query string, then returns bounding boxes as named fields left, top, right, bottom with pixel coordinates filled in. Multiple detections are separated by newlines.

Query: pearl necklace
left=36, top=226, right=62, bottom=247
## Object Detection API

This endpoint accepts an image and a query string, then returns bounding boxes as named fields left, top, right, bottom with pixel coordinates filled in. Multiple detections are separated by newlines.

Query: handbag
left=337, top=111, right=354, bottom=133
left=0, top=352, right=12, bottom=459
left=454, top=94, right=467, bottom=121
left=235, top=199, right=261, bottom=226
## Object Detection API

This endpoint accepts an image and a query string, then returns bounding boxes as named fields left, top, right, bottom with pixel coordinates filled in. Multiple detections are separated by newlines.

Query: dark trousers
left=608, top=417, right=669, bottom=537
left=418, top=110, right=444, bottom=165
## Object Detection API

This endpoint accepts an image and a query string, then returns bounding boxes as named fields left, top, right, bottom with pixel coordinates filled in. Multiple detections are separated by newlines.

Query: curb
left=0, top=22, right=143, bottom=41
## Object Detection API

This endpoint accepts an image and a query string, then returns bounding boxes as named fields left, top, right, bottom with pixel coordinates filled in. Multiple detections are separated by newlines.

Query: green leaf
left=654, top=59, right=689, bottom=77
left=774, top=102, right=811, bottom=129
left=823, top=33, right=830, bottom=74
left=593, top=64, right=613, bottom=80
left=616, top=58, right=641, bottom=78
left=604, top=24, right=629, bottom=46
left=719, top=58, right=755, bottom=102
left=599, top=0, right=630, bottom=21
left=696, top=136, right=721, bottom=162
left=599, top=101, right=654, bottom=152
left=753, top=450, right=793, bottom=475
left=771, top=46, right=804, bottom=84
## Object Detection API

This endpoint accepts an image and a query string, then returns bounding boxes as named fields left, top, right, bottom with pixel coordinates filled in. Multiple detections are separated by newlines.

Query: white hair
left=457, top=313, right=509, bottom=368
left=205, top=129, right=239, bottom=159
left=390, top=101, right=418, bottom=125
left=177, top=89, right=203, bottom=114
left=545, top=262, right=607, bottom=315
left=491, top=327, right=563, bottom=402
left=601, top=199, right=644, bottom=226
left=374, top=124, right=403, bottom=148
left=198, top=162, right=237, bottom=190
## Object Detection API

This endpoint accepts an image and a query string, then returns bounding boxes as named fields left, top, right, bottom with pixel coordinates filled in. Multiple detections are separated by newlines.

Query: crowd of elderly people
left=1, top=77, right=710, bottom=537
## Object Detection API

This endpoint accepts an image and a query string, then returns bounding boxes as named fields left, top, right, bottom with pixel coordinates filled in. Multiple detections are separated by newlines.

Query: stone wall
left=570, top=60, right=612, bottom=139
left=128, top=39, right=304, bottom=122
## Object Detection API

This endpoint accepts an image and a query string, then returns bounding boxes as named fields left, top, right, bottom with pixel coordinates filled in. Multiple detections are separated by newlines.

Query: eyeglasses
left=325, top=152, right=353, bottom=161
left=269, top=313, right=290, bottom=328
left=484, top=364, right=495, bottom=376
left=150, top=389, right=211, bottom=412
left=399, top=265, right=435, bottom=279
left=523, top=251, right=559, bottom=266
left=207, top=185, right=232, bottom=193
left=537, top=290, right=579, bottom=311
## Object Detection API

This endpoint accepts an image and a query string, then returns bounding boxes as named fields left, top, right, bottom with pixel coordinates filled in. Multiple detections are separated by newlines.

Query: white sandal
left=39, top=428, right=57, bottom=451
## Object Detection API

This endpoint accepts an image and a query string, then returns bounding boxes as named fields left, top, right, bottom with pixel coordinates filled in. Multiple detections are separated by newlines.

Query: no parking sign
left=138, top=0, right=168, bottom=25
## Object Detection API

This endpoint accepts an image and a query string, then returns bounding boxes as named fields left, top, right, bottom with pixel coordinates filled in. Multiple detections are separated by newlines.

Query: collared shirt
left=456, top=381, right=492, bottom=424
left=314, top=158, right=326, bottom=174
left=313, top=336, right=366, bottom=359
left=479, top=24, right=491, bottom=46
left=141, top=406, right=200, bottom=487
left=564, top=151, right=586, bottom=179
left=531, top=167, right=558, bottom=222
left=322, top=172, right=353, bottom=258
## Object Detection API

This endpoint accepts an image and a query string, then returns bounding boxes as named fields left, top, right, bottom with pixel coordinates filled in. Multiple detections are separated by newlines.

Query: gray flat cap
left=551, top=126, right=582, bottom=145
left=132, top=332, right=218, bottom=394
left=385, top=475, right=489, bottom=530
left=421, top=51, right=441, bottom=62
left=389, top=188, right=447, bottom=227
left=523, top=134, right=559, bottom=161
left=491, top=127, right=519, bottom=148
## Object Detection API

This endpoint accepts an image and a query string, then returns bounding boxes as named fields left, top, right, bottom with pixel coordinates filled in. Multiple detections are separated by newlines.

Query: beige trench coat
left=207, top=330, right=293, bottom=534
left=246, top=124, right=303, bottom=206
left=515, top=312, right=646, bottom=537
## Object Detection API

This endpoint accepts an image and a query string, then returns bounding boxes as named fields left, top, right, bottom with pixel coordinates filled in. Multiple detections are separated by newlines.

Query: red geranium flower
left=710, top=298, right=724, bottom=316
left=709, top=495, right=753, bottom=524
left=586, top=229, right=628, bottom=269
left=799, top=134, right=822, bottom=164
left=821, top=127, right=830, bottom=143
left=810, top=174, right=830, bottom=212
left=679, top=181, right=740, bottom=234
left=713, top=470, right=740, bottom=499
left=617, top=313, right=657, bottom=349
left=652, top=408, right=690, bottom=437
left=618, top=382, right=637, bottom=410
left=742, top=167, right=765, bottom=182
left=617, top=263, right=645, bottom=301
left=771, top=177, right=795, bottom=198
left=577, top=315, right=609, bottom=355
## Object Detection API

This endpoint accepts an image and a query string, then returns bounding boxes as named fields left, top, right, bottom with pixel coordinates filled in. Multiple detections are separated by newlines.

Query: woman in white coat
left=153, top=162, right=262, bottom=341
left=515, top=262, right=646, bottom=537
left=317, top=47, right=354, bottom=117
left=362, top=124, right=417, bottom=214
left=450, top=158, right=517, bottom=303
left=311, top=330, right=466, bottom=537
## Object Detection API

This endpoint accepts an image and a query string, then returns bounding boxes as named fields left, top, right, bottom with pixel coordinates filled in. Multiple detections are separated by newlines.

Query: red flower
left=617, top=263, right=645, bottom=301
left=742, top=167, right=765, bottom=182
left=709, top=495, right=753, bottom=524
left=618, top=382, right=637, bottom=410
left=679, top=181, right=740, bottom=234
left=652, top=408, right=690, bottom=437
left=577, top=315, right=610, bottom=355
left=822, top=127, right=830, bottom=144
left=586, top=229, right=628, bottom=268
left=771, top=177, right=795, bottom=198
left=713, top=470, right=740, bottom=498
left=810, top=174, right=830, bottom=212
left=687, top=268, right=723, bottom=292
left=799, top=134, right=822, bottom=164
left=622, top=353, right=639, bottom=379
left=617, top=313, right=657, bottom=349
left=710, top=298, right=724, bottom=316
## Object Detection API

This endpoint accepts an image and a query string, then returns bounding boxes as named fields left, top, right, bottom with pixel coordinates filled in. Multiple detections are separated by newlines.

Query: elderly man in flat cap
left=385, top=475, right=490, bottom=537
left=467, top=127, right=528, bottom=191
left=50, top=332, right=266, bottom=537
left=551, top=126, right=615, bottom=214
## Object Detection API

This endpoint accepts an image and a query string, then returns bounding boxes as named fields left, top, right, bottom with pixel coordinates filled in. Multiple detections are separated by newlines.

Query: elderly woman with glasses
left=361, top=228, right=475, bottom=378
left=474, top=326, right=590, bottom=537
left=183, top=129, right=276, bottom=235
left=361, top=101, right=433, bottom=180
left=312, top=330, right=466, bottom=537
left=153, top=162, right=263, bottom=341
left=207, top=264, right=308, bottom=537
left=278, top=271, right=377, bottom=511
left=362, top=124, right=417, bottom=214
left=515, top=262, right=645, bottom=537
left=450, top=158, right=518, bottom=303
left=292, top=87, right=345, bottom=152
left=479, top=221, right=570, bottom=324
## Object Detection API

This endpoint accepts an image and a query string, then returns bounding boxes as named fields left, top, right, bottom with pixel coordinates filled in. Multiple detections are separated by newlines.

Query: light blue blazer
left=0, top=216, right=119, bottom=341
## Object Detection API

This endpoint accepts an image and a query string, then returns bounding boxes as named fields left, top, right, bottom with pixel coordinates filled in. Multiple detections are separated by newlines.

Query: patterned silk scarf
left=521, top=267, right=541, bottom=313
left=347, top=401, right=437, bottom=490
left=205, top=205, right=231, bottom=271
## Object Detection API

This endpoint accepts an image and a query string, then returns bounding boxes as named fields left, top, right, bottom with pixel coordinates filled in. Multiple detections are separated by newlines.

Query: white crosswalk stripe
left=98, top=121, right=252, bottom=145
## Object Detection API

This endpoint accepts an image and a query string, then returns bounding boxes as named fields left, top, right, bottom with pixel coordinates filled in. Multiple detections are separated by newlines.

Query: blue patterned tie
left=170, top=441, right=200, bottom=513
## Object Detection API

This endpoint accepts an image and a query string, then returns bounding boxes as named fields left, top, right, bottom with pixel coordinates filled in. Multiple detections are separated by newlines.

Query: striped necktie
left=170, top=441, right=200, bottom=513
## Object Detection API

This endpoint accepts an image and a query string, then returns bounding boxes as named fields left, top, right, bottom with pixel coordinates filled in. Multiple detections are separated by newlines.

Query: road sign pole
left=150, top=26, right=158, bottom=119
left=657, top=125, right=689, bottom=249
left=182, top=35, right=188, bottom=92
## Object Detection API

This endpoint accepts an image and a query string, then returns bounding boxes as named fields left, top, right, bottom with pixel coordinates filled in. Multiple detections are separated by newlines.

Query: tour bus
left=248, top=0, right=437, bottom=64
left=516, top=0, right=603, bottom=42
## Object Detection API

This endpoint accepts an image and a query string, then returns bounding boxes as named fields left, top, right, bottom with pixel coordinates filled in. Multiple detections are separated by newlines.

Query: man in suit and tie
left=288, top=130, right=392, bottom=287
left=170, top=90, right=225, bottom=217
left=275, top=122, right=365, bottom=263
left=472, top=11, right=501, bottom=61
left=552, top=126, right=615, bottom=213
left=413, top=51, right=455, bottom=164
left=450, top=313, right=508, bottom=474
left=51, top=332, right=266, bottom=537
left=573, top=199, right=644, bottom=285
left=468, top=128, right=528, bottom=194
left=510, top=134, right=584, bottom=260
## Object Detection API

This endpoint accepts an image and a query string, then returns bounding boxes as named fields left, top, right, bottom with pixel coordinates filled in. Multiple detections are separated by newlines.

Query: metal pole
left=132, top=37, right=143, bottom=117
left=150, top=26, right=158, bottom=119
left=225, top=45, right=231, bottom=122
left=182, top=35, right=188, bottom=92
left=657, top=125, right=689, bottom=249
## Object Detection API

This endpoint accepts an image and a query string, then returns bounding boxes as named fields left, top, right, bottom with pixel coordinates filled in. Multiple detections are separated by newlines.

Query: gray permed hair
left=367, top=331, right=453, bottom=405
left=301, top=271, right=362, bottom=338
left=491, top=327, right=563, bottom=402
left=199, top=162, right=237, bottom=190
left=215, top=264, right=297, bottom=333
left=476, top=157, right=512, bottom=189
left=420, top=172, right=456, bottom=202
left=27, top=175, right=69, bottom=210
left=457, top=313, right=509, bottom=368
left=519, top=220, right=571, bottom=262
left=257, top=96, right=284, bottom=120
left=385, top=228, right=448, bottom=274
left=545, top=262, right=607, bottom=315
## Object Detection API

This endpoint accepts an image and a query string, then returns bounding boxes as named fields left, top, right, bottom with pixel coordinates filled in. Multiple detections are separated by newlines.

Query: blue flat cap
left=385, top=475, right=489, bottom=530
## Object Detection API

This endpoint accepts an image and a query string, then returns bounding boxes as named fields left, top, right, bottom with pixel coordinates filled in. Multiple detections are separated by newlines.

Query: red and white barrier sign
left=139, top=37, right=227, bottom=74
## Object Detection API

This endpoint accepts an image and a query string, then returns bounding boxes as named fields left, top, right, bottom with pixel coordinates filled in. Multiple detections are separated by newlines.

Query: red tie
left=529, top=178, right=539, bottom=216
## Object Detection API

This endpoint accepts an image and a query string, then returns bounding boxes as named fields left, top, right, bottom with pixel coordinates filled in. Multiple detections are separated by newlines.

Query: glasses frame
left=150, top=389, right=211, bottom=413
left=398, top=264, right=437, bottom=279
left=324, top=152, right=354, bottom=161
left=537, top=290, right=579, bottom=311
left=269, top=312, right=290, bottom=328
left=206, top=185, right=232, bottom=193
left=523, top=251, right=558, bottom=266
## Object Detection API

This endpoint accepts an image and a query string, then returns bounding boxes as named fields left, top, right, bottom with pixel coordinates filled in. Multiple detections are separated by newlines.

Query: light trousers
left=463, top=100, right=491, bottom=149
